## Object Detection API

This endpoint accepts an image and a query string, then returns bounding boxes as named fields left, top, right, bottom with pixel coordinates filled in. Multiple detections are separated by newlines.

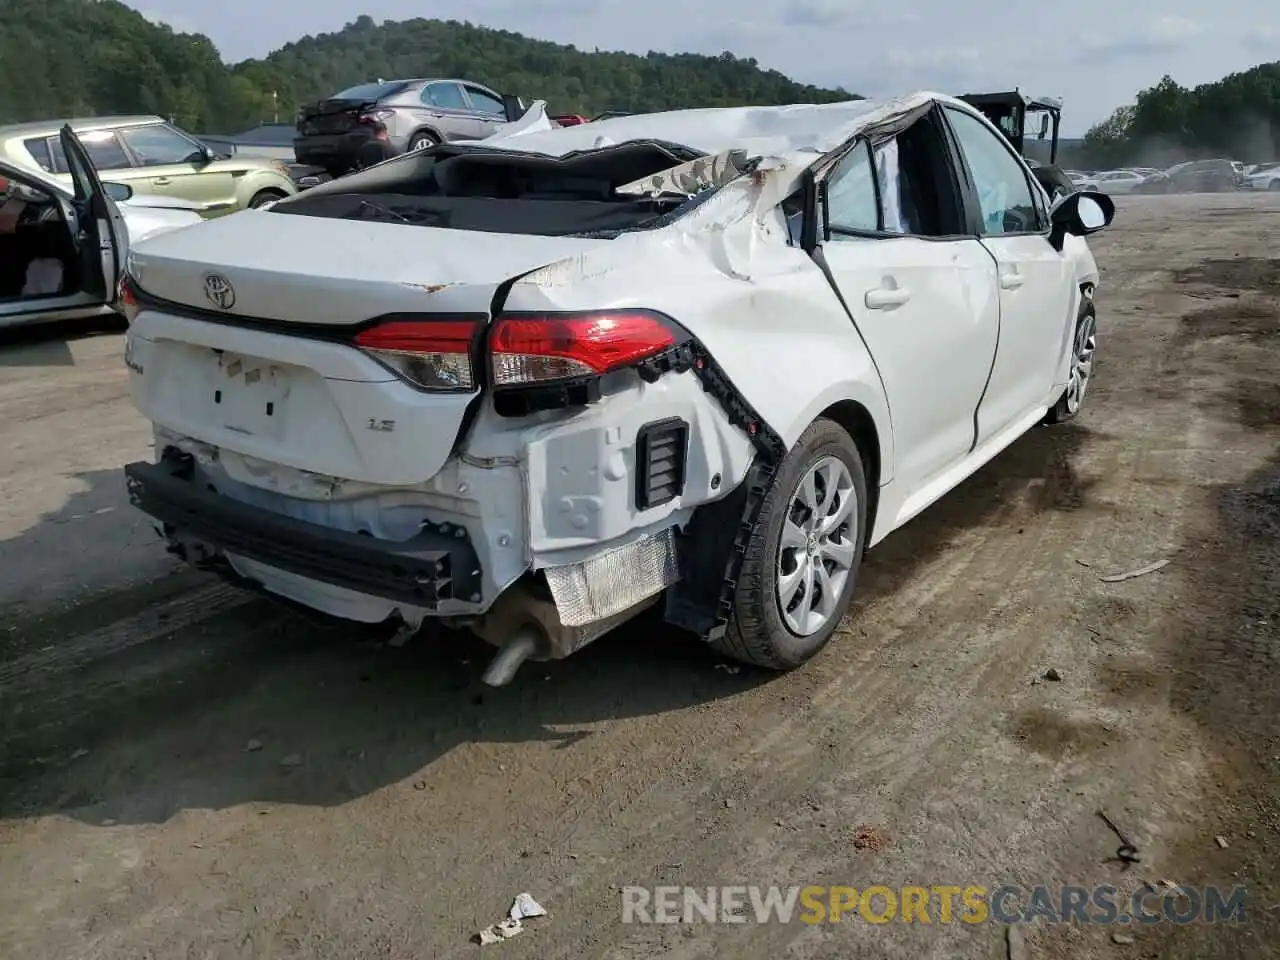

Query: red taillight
left=550, top=114, right=587, bottom=127
left=354, top=318, right=479, bottom=391
left=118, top=274, right=139, bottom=322
left=359, top=108, right=395, bottom=124
left=489, top=310, right=682, bottom=386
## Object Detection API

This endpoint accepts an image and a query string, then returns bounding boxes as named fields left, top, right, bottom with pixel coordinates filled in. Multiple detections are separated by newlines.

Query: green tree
left=1081, top=64, right=1280, bottom=166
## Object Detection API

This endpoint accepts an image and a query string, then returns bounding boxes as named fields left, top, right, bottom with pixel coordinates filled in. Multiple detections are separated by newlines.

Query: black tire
left=408, top=131, right=440, bottom=151
left=713, top=418, right=868, bottom=670
left=248, top=189, right=287, bottom=209
left=1270, top=181, right=1280, bottom=192
left=1045, top=296, right=1098, bottom=424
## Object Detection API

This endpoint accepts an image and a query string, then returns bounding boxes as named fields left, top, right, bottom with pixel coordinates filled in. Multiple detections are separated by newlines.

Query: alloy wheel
left=1064, top=311, right=1097, bottom=416
left=776, top=455, right=858, bottom=636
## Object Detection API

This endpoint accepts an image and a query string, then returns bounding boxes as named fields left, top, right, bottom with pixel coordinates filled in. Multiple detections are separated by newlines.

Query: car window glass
left=119, top=125, right=202, bottom=166
left=466, top=87, right=507, bottom=115
left=826, top=142, right=878, bottom=234
left=48, top=131, right=132, bottom=172
left=944, top=106, right=1038, bottom=235
left=424, top=83, right=468, bottom=110
left=23, top=138, right=54, bottom=172
left=336, top=81, right=410, bottom=101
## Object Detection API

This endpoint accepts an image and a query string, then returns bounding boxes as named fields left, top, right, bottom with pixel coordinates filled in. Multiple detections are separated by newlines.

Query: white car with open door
left=0, top=125, right=201, bottom=330
left=120, top=92, right=1113, bottom=685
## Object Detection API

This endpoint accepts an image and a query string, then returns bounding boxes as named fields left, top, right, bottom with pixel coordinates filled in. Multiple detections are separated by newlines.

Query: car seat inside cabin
left=0, top=174, right=80, bottom=301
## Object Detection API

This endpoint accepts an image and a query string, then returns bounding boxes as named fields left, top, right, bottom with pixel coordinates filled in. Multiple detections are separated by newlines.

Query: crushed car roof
left=482, top=90, right=954, bottom=161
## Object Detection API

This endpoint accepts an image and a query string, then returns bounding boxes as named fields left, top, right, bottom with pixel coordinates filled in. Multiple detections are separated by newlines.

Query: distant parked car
left=1090, top=169, right=1149, bottom=195
left=1066, top=171, right=1100, bottom=191
left=1164, top=159, right=1242, bottom=193
left=1244, top=163, right=1280, bottom=191
left=294, top=78, right=527, bottom=178
left=0, top=116, right=298, bottom=216
left=1130, top=170, right=1172, bottom=194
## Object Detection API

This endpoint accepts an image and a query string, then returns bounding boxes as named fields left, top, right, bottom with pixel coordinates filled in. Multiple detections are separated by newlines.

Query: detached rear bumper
left=124, top=453, right=482, bottom=609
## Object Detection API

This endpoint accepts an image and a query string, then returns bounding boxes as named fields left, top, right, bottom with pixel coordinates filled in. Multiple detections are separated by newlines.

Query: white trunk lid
left=125, top=212, right=611, bottom=485
left=127, top=209, right=609, bottom=319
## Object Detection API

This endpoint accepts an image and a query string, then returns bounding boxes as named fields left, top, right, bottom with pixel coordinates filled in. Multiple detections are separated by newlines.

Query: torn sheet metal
left=615, top=149, right=750, bottom=197
left=478, top=99, right=554, bottom=141
left=478, top=90, right=944, bottom=163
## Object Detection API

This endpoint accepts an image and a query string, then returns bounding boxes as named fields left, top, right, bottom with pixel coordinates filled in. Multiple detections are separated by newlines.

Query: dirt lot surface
left=2, top=193, right=1278, bottom=959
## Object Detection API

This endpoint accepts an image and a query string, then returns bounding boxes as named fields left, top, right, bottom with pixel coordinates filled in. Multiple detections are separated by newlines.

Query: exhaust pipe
left=480, top=627, right=541, bottom=687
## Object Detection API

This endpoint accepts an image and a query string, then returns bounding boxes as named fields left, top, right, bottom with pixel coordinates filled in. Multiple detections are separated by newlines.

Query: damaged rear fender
left=506, top=209, right=894, bottom=485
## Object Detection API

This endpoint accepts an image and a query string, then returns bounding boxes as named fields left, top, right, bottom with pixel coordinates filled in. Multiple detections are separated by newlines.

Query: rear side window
left=23, top=137, right=53, bottom=171
left=334, top=81, right=410, bottom=101
left=466, top=87, right=507, bottom=116
left=47, top=131, right=132, bottom=173
left=826, top=141, right=879, bottom=233
left=118, top=125, right=204, bottom=166
left=424, top=83, right=469, bottom=110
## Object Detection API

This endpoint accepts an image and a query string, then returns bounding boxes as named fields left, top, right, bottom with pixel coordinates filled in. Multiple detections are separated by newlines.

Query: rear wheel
left=713, top=418, right=867, bottom=670
left=1045, top=297, right=1097, bottom=424
left=248, top=189, right=287, bottom=209
left=408, top=131, right=440, bottom=151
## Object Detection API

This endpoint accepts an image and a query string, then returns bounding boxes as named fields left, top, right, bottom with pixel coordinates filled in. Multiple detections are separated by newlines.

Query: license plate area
left=212, top=351, right=290, bottom=438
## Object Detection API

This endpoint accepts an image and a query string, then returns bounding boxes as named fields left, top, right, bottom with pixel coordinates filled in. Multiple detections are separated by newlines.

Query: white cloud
left=1148, top=15, right=1203, bottom=42
left=1076, top=15, right=1205, bottom=62
left=1240, top=23, right=1280, bottom=52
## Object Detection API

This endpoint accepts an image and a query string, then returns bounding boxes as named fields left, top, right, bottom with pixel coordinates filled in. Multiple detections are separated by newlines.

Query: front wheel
left=713, top=418, right=868, bottom=670
left=1045, top=298, right=1097, bottom=424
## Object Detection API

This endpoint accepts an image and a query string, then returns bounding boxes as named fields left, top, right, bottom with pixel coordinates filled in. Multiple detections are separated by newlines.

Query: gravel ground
left=1, top=192, right=1278, bottom=959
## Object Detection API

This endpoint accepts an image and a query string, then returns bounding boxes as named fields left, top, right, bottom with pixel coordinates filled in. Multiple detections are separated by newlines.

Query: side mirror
left=1048, top=190, right=1114, bottom=250
left=103, top=181, right=133, bottom=202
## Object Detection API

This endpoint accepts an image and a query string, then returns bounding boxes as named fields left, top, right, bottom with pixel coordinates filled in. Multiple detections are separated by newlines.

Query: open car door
left=60, top=123, right=128, bottom=304
left=501, top=94, right=528, bottom=123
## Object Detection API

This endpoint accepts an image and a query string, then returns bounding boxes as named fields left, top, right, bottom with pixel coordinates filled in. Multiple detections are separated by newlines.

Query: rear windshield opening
left=332, top=81, right=411, bottom=102
left=271, top=141, right=746, bottom=238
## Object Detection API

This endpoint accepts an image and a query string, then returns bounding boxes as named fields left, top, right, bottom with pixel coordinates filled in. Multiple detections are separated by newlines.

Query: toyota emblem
left=203, top=273, right=235, bottom=310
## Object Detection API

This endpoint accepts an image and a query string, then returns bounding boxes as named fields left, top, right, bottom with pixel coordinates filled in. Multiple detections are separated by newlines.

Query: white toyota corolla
left=120, top=91, right=1114, bottom=685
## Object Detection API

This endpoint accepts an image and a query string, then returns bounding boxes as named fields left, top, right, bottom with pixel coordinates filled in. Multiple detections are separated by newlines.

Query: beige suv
left=0, top=116, right=297, bottom=216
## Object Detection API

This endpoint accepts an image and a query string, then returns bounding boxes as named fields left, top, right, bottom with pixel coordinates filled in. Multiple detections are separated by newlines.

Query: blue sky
left=126, top=0, right=1278, bottom=135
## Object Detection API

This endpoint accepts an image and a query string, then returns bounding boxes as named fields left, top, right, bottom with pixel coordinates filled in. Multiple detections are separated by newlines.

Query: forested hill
left=1081, top=62, right=1280, bottom=166
left=0, top=1, right=857, bottom=133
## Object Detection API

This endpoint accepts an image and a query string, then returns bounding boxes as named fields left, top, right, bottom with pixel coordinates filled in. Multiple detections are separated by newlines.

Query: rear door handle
left=864, top=286, right=911, bottom=309
left=999, top=268, right=1024, bottom=290
left=151, top=177, right=172, bottom=186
